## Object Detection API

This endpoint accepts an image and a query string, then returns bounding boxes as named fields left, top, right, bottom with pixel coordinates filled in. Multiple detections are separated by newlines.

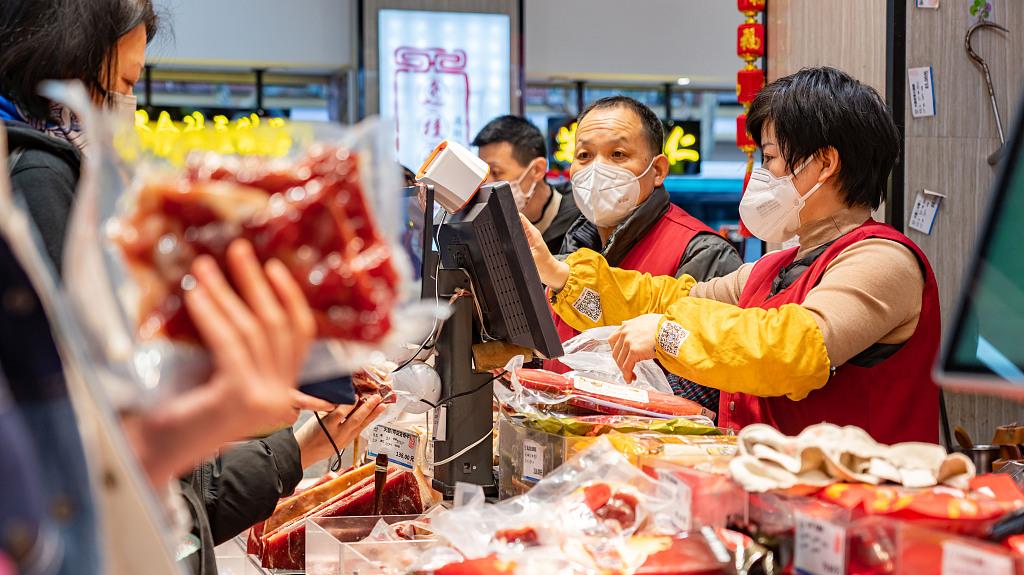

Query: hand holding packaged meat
left=62, top=115, right=435, bottom=404
left=116, top=146, right=399, bottom=346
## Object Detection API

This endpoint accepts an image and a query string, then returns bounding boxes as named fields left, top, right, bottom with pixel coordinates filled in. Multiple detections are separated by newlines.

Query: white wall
left=524, top=0, right=739, bottom=87
left=148, top=0, right=355, bottom=71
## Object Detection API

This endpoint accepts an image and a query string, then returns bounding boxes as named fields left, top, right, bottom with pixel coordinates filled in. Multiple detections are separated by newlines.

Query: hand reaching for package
left=295, top=397, right=386, bottom=469
left=608, top=314, right=663, bottom=384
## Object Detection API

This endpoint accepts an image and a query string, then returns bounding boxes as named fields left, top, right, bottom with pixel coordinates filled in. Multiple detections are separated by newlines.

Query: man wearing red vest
left=527, top=68, right=940, bottom=444
left=545, top=96, right=741, bottom=414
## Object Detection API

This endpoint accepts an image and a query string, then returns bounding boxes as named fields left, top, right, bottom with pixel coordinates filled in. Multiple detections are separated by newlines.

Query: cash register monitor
left=434, top=182, right=564, bottom=359
left=938, top=94, right=1024, bottom=398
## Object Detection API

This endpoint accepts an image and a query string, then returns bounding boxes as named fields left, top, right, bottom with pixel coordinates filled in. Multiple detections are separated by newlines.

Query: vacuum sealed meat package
left=55, top=80, right=434, bottom=407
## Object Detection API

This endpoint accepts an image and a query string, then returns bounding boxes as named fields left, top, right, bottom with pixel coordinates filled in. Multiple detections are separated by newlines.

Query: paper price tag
left=572, top=376, right=650, bottom=403
left=795, top=513, right=846, bottom=575
left=909, top=190, right=943, bottom=234
left=522, top=439, right=545, bottom=483
left=942, top=541, right=1014, bottom=575
left=368, top=424, right=418, bottom=469
left=661, top=472, right=693, bottom=532
left=909, top=66, right=937, bottom=118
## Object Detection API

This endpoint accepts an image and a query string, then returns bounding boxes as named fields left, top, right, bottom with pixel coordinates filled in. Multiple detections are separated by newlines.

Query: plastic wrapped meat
left=514, top=369, right=714, bottom=419
left=115, top=146, right=399, bottom=346
left=259, top=469, right=435, bottom=570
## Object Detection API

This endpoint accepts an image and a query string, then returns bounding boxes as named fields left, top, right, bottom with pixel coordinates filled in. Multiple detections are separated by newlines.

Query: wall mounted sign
left=378, top=9, right=511, bottom=170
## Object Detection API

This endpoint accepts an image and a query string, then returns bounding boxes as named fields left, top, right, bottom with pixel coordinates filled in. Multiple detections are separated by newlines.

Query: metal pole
left=254, top=68, right=266, bottom=116
left=664, top=82, right=673, bottom=120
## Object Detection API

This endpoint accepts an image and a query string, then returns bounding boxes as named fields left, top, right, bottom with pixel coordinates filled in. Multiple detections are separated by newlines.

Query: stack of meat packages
left=248, top=462, right=438, bottom=570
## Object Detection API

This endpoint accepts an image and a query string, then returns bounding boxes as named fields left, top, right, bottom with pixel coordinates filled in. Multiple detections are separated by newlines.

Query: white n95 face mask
left=508, top=161, right=539, bottom=212
left=108, top=91, right=137, bottom=126
left=738, top=158, right=823, bottom=244
left=571, top=160, right=654, bottom=228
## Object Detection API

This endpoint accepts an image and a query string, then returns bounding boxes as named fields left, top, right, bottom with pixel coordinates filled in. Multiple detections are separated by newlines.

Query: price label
left=522, top=439, right=545, bottom=483
left=368, top=424, right=418, bottom=470
left=661, top=472, right=693, bottom=532
left=795, top=513, right=846, bottom=575
left=909, top=66, right=937, bottom=118
left=942, top=541, right=1014, bottom=575
left=572, top=376, right=649, bottom=403
left=909, top=190, right=943, bottom=234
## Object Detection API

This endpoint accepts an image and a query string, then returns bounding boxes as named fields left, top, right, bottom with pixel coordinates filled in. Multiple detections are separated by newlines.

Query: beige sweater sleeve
left=690, top=239, right=924, bottom=367
left=688, top=263, right=754, bottom=304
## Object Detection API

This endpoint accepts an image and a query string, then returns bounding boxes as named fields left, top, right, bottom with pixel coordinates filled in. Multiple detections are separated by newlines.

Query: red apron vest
left=544, top=204, right=713, bottom=372
left=719, top=220, right=941, bottom=444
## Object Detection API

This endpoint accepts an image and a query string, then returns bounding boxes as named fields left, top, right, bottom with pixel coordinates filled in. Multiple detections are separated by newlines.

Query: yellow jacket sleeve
left=550, top=248, right=696, bottom=331
left=654, top=297, right=831, bottom=401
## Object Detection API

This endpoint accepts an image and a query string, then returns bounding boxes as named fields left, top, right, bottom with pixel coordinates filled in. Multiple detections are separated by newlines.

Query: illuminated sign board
left=378, top=9, right=512, bottom=170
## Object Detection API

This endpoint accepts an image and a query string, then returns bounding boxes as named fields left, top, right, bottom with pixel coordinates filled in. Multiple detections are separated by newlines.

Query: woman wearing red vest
left=525, top=67, right=940, bottom=444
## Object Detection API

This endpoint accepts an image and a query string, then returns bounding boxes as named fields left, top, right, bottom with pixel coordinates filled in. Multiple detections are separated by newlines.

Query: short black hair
left=0, top=0, right=160, bottom=122
left=577, top=96, right=665, bottom=159
left=747, top=66, right=899, bottom=210
left=471, top=115, right=547, bottom=166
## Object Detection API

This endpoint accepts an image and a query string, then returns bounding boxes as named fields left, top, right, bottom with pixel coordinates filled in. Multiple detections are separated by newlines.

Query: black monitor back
left=435, top=182, right=564, bottom=359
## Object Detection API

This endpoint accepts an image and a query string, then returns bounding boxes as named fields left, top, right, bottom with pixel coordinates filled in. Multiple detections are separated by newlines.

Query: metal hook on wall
left=965, top=20, right=1010, bottom=165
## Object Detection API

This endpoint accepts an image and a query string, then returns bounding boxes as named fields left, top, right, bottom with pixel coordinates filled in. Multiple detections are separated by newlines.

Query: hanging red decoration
left=736, top=114, right=756, bottom=150
left=737, top=0, right=766, bottom=14
left=737, top=68, right=765, bottom=104
left=734, top=1, right=766, bottom=237
left=737, top=23, right=765, bottom=60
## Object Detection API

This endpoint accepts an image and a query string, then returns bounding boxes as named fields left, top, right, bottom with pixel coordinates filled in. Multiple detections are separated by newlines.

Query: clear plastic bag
left=429, top=437, right=687, bottom=567
left=559, top=327, right=672, bottom=394
left=49, top=82, right=436, bottom=407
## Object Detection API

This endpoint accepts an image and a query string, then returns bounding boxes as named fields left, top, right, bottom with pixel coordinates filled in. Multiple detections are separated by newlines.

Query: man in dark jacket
left=547, top=96, right=742, bottom=415
left=473, top=115, right=580, bottom=254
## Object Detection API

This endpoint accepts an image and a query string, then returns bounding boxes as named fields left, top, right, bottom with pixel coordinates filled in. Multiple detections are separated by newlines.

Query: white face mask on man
left=508, top=161, right=539, bottom=212
left=738, top=158, right=824, bottom=244
left=571, top=159, right=654, bottom=228
left=108, top=91, right=137, bottom=126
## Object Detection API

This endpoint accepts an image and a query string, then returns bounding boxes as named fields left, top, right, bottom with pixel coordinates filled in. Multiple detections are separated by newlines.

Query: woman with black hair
left=527, top=67, right=941, bottom=445
left=0, top=1, right=384, bottom=573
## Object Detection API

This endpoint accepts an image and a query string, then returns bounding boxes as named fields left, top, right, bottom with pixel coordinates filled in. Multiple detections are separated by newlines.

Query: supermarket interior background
left=141, top=0, right=1024, bottom=441
left=5, top=0, right=1024, bottom=573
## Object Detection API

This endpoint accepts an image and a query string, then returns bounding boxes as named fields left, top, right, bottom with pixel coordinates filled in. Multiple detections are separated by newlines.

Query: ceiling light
left=676, top=77, right=692, bottom=86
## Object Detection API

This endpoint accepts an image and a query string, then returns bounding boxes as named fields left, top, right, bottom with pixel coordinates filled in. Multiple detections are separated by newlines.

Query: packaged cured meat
left=257, top=465, right=439, bottom=570
left=509, top=368, right=714, bottom=420
left=58, top=89, right=435, bottom=406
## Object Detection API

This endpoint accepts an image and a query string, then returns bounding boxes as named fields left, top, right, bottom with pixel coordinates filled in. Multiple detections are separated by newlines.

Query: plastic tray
left=305, top=515, right=434, bottom=575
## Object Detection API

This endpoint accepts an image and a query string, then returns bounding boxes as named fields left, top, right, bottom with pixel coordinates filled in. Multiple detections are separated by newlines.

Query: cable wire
left=314, top=411, right=345, bottom=473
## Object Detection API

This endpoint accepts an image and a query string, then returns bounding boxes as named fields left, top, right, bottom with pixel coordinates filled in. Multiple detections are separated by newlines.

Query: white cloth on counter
left=729, top=423, right=975, bottom=492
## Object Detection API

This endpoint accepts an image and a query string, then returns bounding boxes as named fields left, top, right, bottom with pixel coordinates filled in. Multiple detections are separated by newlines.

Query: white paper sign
left=661, top=472, right=693, bottom=532
left=909, top=66, right=937, bottom=118
left=916, top=0, right=940, bottom=8
left=368, top=424, right=419, bottom=470
left=522, top=439, right=545, bottom=482
left=572, top=376, right=650, bottom=403
left=909, top=190, right=943, bottom=234
left=795, top=513, right=846, bottom=575
left=942, top=541, right=1014, bottom=575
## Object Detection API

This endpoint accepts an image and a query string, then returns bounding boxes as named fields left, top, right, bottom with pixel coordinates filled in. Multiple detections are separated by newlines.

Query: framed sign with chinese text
left=378, top=9, right=512, bottom=170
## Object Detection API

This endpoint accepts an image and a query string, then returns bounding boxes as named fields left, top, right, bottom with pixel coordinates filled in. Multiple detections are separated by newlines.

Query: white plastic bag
left=559, top=327, right=672, bottom=394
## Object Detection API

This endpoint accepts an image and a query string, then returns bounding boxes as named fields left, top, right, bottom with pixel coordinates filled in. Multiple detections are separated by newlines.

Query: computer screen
left=434, top=182, right=564, bottom=359
left=939, top=94, right=1024, bottom=396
